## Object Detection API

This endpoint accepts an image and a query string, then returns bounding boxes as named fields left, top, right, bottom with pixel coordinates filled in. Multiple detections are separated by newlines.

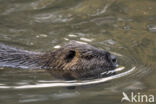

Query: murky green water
left=0, top=0, right=156, bottom=104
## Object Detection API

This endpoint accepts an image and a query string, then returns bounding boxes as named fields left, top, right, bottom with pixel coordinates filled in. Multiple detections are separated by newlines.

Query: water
left=0, top=0, right=156, bottom=104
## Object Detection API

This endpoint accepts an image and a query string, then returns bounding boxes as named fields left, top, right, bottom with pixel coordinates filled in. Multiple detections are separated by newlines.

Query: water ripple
left=0, top=66, right=135, bottom=89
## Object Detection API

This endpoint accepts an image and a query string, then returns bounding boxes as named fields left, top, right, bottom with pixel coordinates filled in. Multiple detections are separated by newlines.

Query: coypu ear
left=64, top=50, right=76, bottom=62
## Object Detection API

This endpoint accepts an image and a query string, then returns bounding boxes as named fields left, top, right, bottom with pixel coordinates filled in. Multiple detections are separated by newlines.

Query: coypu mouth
left=81, top=53, right=118, bottom=79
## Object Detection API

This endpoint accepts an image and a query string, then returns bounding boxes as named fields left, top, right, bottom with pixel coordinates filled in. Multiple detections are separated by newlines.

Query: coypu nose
left=110, top=54, right=117, bottom=67
left=106, top=53, right=117, bottom=67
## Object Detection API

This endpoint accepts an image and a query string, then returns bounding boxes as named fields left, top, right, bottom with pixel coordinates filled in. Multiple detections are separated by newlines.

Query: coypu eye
left=64, top=50, right=76, bottom=62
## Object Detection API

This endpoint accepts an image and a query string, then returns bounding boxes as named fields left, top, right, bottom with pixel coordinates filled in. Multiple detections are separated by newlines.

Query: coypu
left=0, top=41, right=117, bottom=80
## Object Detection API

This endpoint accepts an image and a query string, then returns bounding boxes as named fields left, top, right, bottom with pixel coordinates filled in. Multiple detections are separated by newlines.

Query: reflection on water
left=0, top=67, right=135, bottom=89
left=0, top=0, right=156, bottom=104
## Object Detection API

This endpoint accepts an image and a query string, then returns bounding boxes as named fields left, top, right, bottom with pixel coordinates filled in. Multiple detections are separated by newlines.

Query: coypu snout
left=106, top=52, right=118, bottom=69
left=43, top=41, right=118, bottom=80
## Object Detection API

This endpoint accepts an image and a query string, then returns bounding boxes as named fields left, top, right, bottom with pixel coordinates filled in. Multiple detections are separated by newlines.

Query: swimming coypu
left=0, top=41, right=117, bottom=80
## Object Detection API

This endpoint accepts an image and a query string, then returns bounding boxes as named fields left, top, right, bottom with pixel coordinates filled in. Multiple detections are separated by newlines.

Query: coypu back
left=0, top=44, right=42, bottom=69
left=0, top=41, right=117, bottom=80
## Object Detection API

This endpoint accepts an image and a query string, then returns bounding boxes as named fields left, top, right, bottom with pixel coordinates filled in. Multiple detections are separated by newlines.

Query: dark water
left=0, top=0, right=156, bottom=104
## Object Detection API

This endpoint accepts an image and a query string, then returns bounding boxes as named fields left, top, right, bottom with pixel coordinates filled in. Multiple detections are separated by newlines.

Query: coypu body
left=0, top=41, right=117, bottom=80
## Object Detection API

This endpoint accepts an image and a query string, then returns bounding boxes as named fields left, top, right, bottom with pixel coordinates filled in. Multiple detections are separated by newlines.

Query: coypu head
left=42, top=41, right=117, bottom=80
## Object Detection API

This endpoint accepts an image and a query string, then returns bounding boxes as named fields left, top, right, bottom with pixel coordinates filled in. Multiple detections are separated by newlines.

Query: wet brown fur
left=0, top=41, right=117, bottom=80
